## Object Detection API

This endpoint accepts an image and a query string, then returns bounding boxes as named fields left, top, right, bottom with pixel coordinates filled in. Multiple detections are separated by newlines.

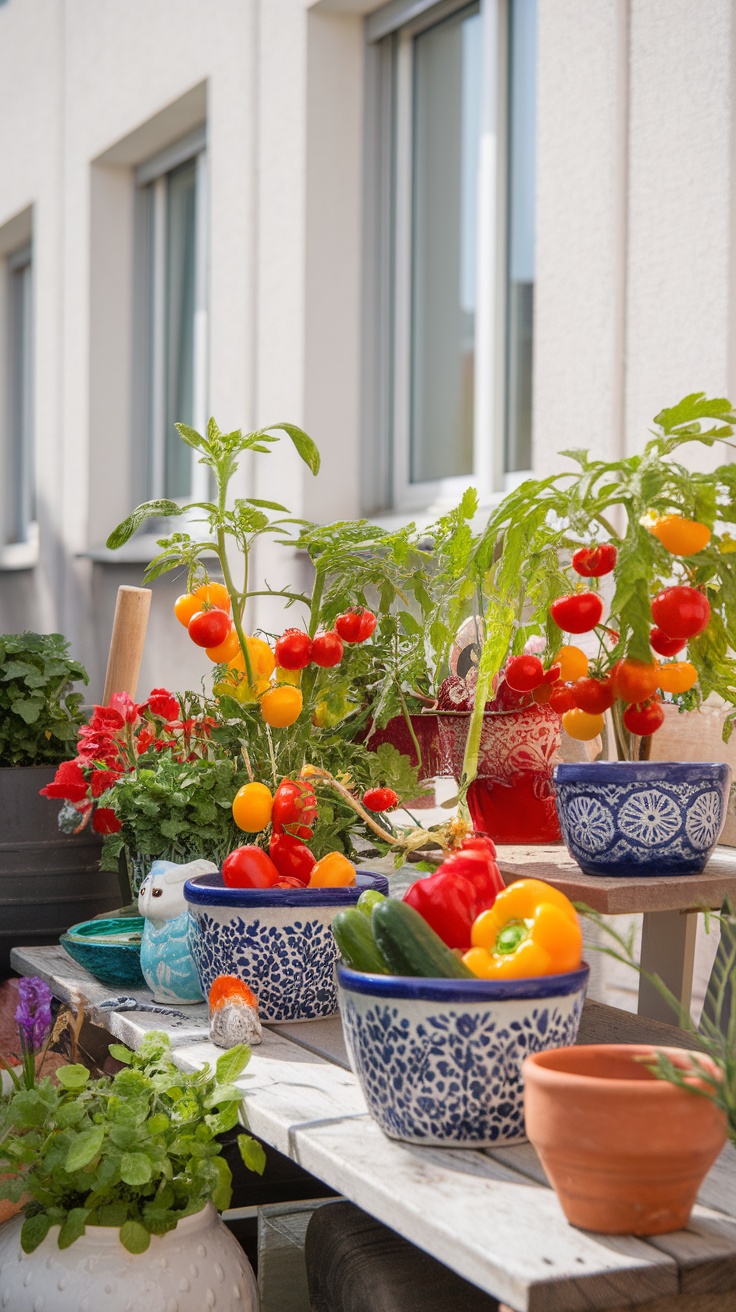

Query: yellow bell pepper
left=462, top=878, right=582, bottom=980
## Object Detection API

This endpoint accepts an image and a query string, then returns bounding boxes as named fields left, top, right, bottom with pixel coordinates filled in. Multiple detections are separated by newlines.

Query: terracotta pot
left=523, top=1044, right=727, bottom=1235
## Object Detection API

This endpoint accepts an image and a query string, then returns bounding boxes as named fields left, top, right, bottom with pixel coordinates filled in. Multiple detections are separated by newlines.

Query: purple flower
left=15, top=977, right=53, bottom=1053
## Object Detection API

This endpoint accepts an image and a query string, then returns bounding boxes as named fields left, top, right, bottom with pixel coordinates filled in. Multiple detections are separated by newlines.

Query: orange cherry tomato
left=650, top=515, right=711, bottom=556
left=206, top=625, right=241, bottom=663
left=611, top=658, right=660, bottom=704
left=174, top=593, right=200, bottom=628
left=194, top=581, right=231, bottom=613
left=229, top=636, right=276, bottom=679
left=555, top=646, right=589, bottom=682
left=232, top=781, right=274, bottom=833
left=658, top=661, right=698, bottom=694
left=561, top=708, right=605, bottom=741
left=309, top=852, right=356, bottom=887
left=260, top=685, right=303, bottom=728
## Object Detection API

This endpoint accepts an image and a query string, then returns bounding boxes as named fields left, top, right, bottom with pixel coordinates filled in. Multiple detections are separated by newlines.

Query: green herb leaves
left=0, top=633, right=88, bottom=768
left=0, top=1031, right=263, bottom=1254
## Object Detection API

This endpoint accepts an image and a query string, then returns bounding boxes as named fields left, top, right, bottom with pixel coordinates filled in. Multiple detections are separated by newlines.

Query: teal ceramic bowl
left=61, top=917, right=145, bottom=988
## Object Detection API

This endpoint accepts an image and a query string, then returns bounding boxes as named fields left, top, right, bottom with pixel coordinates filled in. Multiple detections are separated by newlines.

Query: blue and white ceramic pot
left=184, top=871, right=389, bottom=1023
left=554, top=761, right=732, bottom=878
left=337, top=963, right=589, bottom=1146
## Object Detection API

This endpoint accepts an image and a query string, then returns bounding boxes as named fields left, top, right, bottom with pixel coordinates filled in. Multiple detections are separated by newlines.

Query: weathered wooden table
left=12, top=943, right=736, bottom=1312
left=494, top=845, right=736, bottom=1025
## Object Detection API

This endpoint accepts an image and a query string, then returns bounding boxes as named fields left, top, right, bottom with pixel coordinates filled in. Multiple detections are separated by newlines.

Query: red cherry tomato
left=335, top=608, right=377, bottom=644
left=311, top=631, right=344, bottom=667
left=611, top=659, right=660, bottom=704
left=623, top=699, right=665, bottom=737
left=269, top=832, right=315, bottom=885
left=650, top=587, right=711, bottom=641
left=549, top=682, right=577, bottom=714
left=571, top=544, right=617, bottom=577
left=188, top=609, right=232, bottom=649
left=272, top=779, right=318, bottom=838
left=650, top=626, right=686, bottom=658
left=543, top=663, right=562, bottom=684
left=222, top=846, right=279, bottom=888
left=274, top=629, right=313, bottom=670
left=363, top=787, right=399, bottom=812
left=550, top=592, right=604, bottom=634
left=504, top=654, right=545, bottom=692
left=572, top=676, right=615, bottom=715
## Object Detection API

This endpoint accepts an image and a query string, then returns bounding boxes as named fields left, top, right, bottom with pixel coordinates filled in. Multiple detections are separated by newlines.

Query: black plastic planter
left=0, top=767, right=121, bottom=972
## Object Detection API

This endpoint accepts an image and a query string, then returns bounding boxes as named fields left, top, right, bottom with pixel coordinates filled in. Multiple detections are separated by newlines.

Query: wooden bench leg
left=638, top=909, right=697, bottom=1025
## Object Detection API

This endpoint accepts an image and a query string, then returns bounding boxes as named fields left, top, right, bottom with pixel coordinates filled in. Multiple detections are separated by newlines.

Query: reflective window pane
left=504, top=0, right=537, bottom=474
left=6, top=255, right=34, bottom=544
left=410, top=5, right=481, bottom=484
left=164, top=158, right=197, bottom=499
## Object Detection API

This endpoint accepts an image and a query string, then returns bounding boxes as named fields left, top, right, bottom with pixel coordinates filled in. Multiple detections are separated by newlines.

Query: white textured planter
left=0, top=1203, right=257, bottom=1312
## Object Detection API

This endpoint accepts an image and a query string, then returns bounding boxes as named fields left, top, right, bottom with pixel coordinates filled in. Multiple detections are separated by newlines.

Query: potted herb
left=0, top=994, right=264, bottom=1311
left=457, top=393, right=736, bottom=858
left=0, top=633, right=120, bottom=968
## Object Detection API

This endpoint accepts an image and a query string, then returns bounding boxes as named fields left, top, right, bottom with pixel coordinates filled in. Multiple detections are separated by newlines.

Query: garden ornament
left=138, top=858, right=218, bottom=1004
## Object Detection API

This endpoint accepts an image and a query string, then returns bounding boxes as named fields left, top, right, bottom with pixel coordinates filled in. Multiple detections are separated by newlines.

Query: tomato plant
left=188, top=609, right=232, bottom=649
left=623, top=699, right=664, bottom=736
left=550, top=592, right=604, bottom=634
left=222, top=846, right=280, bottom=888
left=650, top=626, right=686, bottom=658
left=572, top=543, right=617, bottom=577
left=572, top=677, right=615, bottom=715
left=650, top=515, right=711, bottom=556
left=311, top=631, right=344, bottom=667
left=651, top=586, right=711, bottom=641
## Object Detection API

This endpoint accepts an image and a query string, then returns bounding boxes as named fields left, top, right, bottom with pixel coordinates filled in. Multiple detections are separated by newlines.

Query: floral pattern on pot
left=338, top=966, right=588, bottom=1146
left=554, top=762, right=732, bottom=877
left=185, top=871, right=389, bottom=1023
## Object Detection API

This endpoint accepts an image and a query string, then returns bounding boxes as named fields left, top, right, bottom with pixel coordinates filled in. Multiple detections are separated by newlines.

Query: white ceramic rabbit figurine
left=138, top=858, right=217, bottom=1004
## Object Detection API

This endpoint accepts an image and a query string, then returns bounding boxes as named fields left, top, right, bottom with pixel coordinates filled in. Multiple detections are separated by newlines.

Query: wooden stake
left=102, top=585, right=152, bottom=704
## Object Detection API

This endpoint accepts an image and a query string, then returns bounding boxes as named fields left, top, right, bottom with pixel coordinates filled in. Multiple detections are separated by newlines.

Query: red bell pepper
left=402, top=836, right=504, bottom=950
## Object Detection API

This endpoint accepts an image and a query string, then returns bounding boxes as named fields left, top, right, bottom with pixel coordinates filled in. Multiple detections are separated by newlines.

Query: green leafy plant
left=0, top=1030, right=265, bottom=1254
left=580, top=903, right=736, bottom=1145
left=0, top=633, right=88, bottom=768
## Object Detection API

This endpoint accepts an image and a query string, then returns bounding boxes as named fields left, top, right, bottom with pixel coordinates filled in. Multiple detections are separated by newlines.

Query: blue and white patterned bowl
left=338, top=963, right=589, bottom=1146
left=184, top=871, right=389, bottom=1023
left=555, top=761, right=732, bottom=877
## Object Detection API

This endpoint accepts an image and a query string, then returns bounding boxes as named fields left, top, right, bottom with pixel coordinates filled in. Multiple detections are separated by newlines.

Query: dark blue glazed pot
left=554, top=761, right=732, bottom=877
left=338, top=962, right=589, bottom=1145
left=184, top=871, right=389, bottom=1023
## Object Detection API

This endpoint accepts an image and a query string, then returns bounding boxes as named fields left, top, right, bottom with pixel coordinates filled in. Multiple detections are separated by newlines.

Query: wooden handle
left=102, top=586, right=152, bottom=704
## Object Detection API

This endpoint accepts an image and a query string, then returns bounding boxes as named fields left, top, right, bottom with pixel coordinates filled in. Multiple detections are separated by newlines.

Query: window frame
left=364, top=0, right=531, bottom=516
left=133, top=127, right=209, bottom=507
left=3, top=241, right=37, bottom=557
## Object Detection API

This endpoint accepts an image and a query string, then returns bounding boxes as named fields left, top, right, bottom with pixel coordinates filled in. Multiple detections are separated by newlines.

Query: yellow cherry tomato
left=232, top=781, right=273, bottom=833
left=229, top=636, right=276, bottom=680
left=650, top=515, right=711, bottom=556
left=561, top=707, right=605, bottom=741
left=234, top=676, right=272, bottom=704
left=275, top=665, right=302, bottom=687
left=260, top=685, right=303, bottom=728
left=658, top=660, right=698, bottom=694
left=174, top=593, right=200, bottom=628
left=555, top=645, right=589, bottom=682
left=194, top=581, right=231, bottom=613
left=309, top=852, right=356, bottom=887
left=205, top=625, right=241, bottom=663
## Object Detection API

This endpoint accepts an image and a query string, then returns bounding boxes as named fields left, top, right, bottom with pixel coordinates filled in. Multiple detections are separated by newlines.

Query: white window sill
left=81, top=535, right=220, bottom=566
left=0, top=528, right=39, bottom=571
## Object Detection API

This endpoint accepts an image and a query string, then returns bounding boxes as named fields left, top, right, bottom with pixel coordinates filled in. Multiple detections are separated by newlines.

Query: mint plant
left=0, top=1030, right=265, bottom=1254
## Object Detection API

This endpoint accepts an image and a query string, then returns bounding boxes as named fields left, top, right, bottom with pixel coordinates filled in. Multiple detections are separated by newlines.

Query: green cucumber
left=371, top=899, right=474, bottom=979
left=357, top=888, right=386, bottom=918
left=332, top=909, right=388, bottom=974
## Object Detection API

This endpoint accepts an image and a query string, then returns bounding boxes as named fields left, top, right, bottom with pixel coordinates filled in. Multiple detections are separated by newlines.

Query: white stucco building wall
left=1, top=0, right=734, bottom=697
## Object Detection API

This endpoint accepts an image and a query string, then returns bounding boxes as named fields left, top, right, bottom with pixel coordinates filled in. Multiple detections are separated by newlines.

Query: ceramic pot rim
left=337, top=961, right=589, bottom=1002
left=555, top=761, right=732, bottom=785
left=524, top=1042, right=718, bottom=1094
left=63, top=916, right=144, bottom=942
left=184, top=869, right=388, bottom=908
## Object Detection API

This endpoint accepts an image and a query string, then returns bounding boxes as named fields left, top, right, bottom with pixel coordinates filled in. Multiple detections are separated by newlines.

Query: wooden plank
left=601, top=1295, right=736, bottom=1312
left=647, top=1209, right=736, bottom=1296
left=638, top=911, right=697, bottom=1024
left=495, top=846, right=736, bottom=916
left=576, top=999, right=696, bottom=1050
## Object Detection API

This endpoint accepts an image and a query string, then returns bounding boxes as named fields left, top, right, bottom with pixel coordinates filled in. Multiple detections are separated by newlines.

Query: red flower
left=92, top=807, right=122, bottom=834
left=136, top=723, right=156, bottom=755
left=108, top=692, right=141, bottom=725
left=39, top=759, right=88, bottom=803
left=146, top=688, right=180, bottom=722
left=89, top=705, right=127, bottom=732
left=90, top=768, right=122, bottom=798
